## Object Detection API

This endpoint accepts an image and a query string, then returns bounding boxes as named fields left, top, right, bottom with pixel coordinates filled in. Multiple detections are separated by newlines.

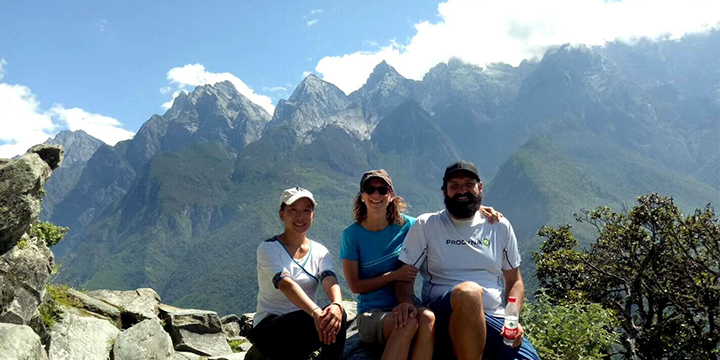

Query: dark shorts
left=428, top=286, right=540, bottom=360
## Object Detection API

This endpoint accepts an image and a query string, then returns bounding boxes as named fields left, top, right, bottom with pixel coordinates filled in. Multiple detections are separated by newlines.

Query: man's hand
left=318, top=304, right=342, bottom=344
left=480, top=206, right=503, bottom=224
left=392, top=265, right=418, bottom=282
left=392, top=302, right=418, bottom=329
left=500, top=323, right=525, bottom=348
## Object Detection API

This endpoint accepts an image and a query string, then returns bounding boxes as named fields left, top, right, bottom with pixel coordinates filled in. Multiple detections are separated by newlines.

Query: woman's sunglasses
left=363, top=185, right=390, bottom=196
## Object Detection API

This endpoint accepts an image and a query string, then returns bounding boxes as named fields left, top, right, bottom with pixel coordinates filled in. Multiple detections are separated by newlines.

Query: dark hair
left=352, top=192, right=407, bottom=226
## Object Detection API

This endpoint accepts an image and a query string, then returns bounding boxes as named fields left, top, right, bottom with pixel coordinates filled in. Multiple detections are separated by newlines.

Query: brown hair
left=352, top=192, right=407, bottom=226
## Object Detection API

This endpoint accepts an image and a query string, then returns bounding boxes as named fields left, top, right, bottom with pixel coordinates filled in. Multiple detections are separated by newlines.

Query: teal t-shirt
left=339, top=214, right=416, bottom=313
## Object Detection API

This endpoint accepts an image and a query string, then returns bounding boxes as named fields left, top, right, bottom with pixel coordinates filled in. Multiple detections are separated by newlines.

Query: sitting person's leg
left=481, top=314, right=540, bottom=360
left=357, top=308, right=419, bottom=360
left=248, top=310, right=321, bottom=360
left=409, top=307, right=435, bottom=360
left=430, top=282, right=487, bottom=360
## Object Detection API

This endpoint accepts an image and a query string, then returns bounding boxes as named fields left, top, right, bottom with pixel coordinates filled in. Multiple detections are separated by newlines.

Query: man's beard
left=444, top=192, right=482, bottom=219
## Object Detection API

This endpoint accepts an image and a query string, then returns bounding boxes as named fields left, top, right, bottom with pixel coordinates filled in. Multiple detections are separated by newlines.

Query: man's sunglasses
left=363, top=185, right=390, bottom=196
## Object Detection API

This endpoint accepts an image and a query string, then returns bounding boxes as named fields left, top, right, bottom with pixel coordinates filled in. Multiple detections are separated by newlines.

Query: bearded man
left=394, top=160, right=540, bottom=360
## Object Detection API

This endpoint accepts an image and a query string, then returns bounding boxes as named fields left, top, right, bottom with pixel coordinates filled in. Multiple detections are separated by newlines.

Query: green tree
left=534, top=194, right=720, bottom=360
left=31, top=221, right=68, bottom=248
left=523, top=290, right=619, bottom=360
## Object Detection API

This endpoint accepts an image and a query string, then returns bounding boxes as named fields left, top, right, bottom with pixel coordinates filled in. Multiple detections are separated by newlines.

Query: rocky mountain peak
left=43, top=130, right=103, bottom=168
left=288, top=74, right=346, bottom=102
left=355, top=61, right=405, bottom=96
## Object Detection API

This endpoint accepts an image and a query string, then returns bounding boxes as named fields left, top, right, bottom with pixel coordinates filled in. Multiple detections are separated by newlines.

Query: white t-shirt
left=254, top=236, right=335, bottom=326
left=398, top=210, right=521, bottom=317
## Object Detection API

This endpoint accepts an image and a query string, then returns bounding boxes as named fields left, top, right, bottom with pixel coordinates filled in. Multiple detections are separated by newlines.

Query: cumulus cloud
left=0, top=58, right=6, bottom=80
left=0, top=62, right=134, bottom=158
left=161, top=63, right=275, bottom=115
left=48, top=106, right=135, bottom=146
left=307, top=19, right=320, bottom=27
left=315, top=0, right=720, bottom=94
left=0, top=83, right=57, bottom=158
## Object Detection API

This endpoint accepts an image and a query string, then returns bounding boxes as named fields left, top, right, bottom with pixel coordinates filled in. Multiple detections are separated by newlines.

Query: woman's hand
left=319, top=304, right=343, bottom=344
left=480, top=206, right=503, bottom=224
left=392, top=302, right=418, bottom=329
left=311, top=307, right=326, bottom=343
left=392, top=265, right=418, bottom=282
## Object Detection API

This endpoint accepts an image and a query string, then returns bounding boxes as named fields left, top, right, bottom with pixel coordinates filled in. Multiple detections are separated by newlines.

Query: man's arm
left=502, top=267, right=525, bottom=310
left=502, top=267, right=526, bottom=348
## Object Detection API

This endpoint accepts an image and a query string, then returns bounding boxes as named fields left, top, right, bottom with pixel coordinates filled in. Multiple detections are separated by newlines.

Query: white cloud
left=307, top=19, right=320, bottom=27
left=0, top=58, right=6, bottom=80
left=47, top=105, right=135, bottom=146
left=162, top=63, right=275, bottom=115
left=0, top=61, right=134, bottom=158
left=263, top=86, right=287, bottom=93
left=310, top=9, right=323, bottom=15
left=0, top=83, right=57, bottom=158
left=315, top=0, right=720, bottom=94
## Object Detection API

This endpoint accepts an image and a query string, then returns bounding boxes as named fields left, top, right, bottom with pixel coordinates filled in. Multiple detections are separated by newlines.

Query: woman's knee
left=418, top=308, right=435, bottom=328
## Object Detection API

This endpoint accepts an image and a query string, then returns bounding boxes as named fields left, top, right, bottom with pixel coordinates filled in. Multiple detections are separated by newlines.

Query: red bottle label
left=504, top=326, right=518, bottom=340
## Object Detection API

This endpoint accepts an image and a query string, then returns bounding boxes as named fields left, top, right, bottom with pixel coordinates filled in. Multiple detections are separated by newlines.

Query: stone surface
left=86, top=288, right=160, bottom=326
left=113, top=319, right=174, bottom=360
left=209, top=353, right=247, bottom=360
left=174, top=352, right=203, bottom=360
left=48, top=307, right=121, bottom=360
left=0, top=323, right=48, bottom=360
left=28, top=308, right=51, bottom=352
left=239, top=313, right=254, bottom=337
left=165, top=309, right=232, bottom=356
left=222, top=321, right=241, bottom=339
left=342, top=301, right=358, bottom=325
left=0, top=146, right=63, bottom=251
left=0, top=235, right=54, bottom=325
left=65, top=288, right=121, bottom=326
left=342, top=321, right=382, bottom=360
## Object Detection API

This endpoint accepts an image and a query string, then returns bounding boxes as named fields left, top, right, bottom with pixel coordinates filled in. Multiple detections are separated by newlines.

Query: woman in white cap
left=249, top=187, right=346, bottom=360
left=340, top=170, right=501, bottom=360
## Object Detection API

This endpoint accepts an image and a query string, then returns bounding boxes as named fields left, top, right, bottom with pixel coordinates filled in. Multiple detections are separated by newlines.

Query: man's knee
left=450, top=281, right=484, bottom=311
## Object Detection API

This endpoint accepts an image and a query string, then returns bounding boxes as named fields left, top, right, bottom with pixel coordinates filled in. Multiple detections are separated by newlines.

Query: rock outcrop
left=0, top=145, right=61, bottom=326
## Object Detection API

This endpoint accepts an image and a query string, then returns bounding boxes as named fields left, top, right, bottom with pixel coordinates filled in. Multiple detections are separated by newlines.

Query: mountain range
left=38, top=31, right=720, bottom=315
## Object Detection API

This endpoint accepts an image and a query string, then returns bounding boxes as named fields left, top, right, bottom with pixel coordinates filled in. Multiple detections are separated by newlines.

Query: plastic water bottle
left=503, top=296, right=519, bottom=346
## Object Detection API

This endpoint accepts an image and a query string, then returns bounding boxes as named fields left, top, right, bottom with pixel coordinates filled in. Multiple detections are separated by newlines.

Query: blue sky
left=1, top=0, right=719, bottom=157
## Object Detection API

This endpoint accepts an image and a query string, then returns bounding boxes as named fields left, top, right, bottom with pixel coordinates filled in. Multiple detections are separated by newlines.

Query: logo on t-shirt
left=445, top=237, right=492, bottom=247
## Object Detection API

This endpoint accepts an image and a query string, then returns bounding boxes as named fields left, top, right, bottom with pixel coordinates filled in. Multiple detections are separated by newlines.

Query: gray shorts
left=357, top=307, right=393, bottom=345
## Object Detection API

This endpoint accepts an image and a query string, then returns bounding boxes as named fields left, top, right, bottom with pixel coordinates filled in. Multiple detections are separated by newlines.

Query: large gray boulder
left=113, top=319, right=174, bottom=360
left=164, top=309, right=232, bottom=356
left=0, top=323, right=48, bottom=360
left=0, top=235, right=54, bottom=324
left=0, top=145, right=63, bottom=252
left=86, top=288, right=160, bottom=327
left=65, top=288, right=121, bottom=326
left=48, top=307, right=121, bottom=360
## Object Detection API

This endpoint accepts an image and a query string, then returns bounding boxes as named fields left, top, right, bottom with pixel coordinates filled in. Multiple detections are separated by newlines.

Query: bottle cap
left=508, top=296, right=517, bottom=303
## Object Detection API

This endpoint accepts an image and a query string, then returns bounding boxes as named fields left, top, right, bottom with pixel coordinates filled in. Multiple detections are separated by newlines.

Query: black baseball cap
left=443, top=160, right=480, bottom=182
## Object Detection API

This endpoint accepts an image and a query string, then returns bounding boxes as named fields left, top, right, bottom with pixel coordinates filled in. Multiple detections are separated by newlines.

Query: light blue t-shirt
left=340, top=214, right=416, bottom=313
